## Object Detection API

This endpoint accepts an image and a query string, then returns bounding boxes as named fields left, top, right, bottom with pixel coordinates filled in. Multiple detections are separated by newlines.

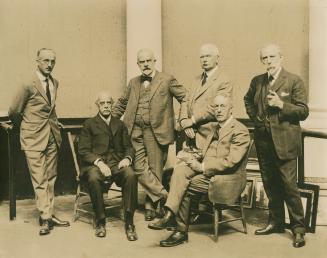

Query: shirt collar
left=36, top=69, right=49, bottom=82
left=218, top=115, right=233, bottom=129
left=204, top=66, right=218, bottom=78
left=268, top=67, right=282, bottom=80
left=99, top=113, right=111, bottom=125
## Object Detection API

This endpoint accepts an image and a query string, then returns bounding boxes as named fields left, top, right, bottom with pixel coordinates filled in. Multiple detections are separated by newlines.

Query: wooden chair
left=67, top=132, right=122, bottom=225
left=194, top=139, right=254, bottom=242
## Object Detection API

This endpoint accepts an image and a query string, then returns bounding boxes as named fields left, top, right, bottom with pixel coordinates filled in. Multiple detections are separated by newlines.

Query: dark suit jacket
left=244, top=68, right=309, bottom=160
left=78, top=114, right=135, bottom=176
left=8, top=73, right=61, bottom=151
left=112, top=71, right=188, bottom=145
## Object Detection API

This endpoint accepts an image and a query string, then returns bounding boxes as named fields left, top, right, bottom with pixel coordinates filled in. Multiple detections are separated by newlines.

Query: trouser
left=24, top=132, right=58, bottom=220
left=82, top=166, right=138, bottom=222
left=175, top=174, right=210, bottom=232
left=165, top=162, right=198, bottom=214
left=254, top=129, right=306, bottom=234
left=131, top=125, right=168, bottom=210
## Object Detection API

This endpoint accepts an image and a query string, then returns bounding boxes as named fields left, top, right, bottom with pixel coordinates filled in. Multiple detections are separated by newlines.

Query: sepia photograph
left=0, top=0, right=326, bottom=258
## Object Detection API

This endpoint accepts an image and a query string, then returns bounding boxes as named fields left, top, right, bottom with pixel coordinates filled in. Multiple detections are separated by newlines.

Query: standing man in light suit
left=9, top=48, right=69, bottom=235
left=179, top=43, right=232, bottom=150
left=244, top=44, right=309, bottom=248
left=112, top=48, right=188, bottom=221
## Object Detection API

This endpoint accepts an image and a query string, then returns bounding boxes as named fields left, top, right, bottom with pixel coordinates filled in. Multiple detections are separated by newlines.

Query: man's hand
left=97, top=161, right=112, bottom=177
left=184, top=128, right=195, bottom=138
left=118, top=158, right=131, bottom=169
left=180, top=118, right=193, bottom=129
left=185, top=159, right=203, bottom=173
left=267, top=90, right=284, bottom=109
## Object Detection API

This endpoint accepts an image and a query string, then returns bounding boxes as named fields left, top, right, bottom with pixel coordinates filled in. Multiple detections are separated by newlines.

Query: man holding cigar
left=244, top=44, right=309, bottom=248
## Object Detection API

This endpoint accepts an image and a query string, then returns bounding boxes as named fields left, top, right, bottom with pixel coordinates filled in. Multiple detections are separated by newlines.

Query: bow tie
left=140, top=75, right=152, bottom=83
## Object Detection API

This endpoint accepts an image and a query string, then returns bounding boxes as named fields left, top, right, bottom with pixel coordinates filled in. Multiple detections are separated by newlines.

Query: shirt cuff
left=191, top=115, right=196, bottom=124
left=125, top=156, right=133, bottom=164
left=201, top=162, right=205, bottom=172
left=94, top=158, right=103, bottom=166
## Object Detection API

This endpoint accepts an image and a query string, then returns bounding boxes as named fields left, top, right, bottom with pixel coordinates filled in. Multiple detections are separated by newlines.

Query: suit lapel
left=95, top=114, right=110, bottom=135
left=194, top=69, right=220, bottom=100
left=218, top=119, right=234, bottom=143
left=49, top=76, right=57, bottom=108
left=270, top=68, right=286, bottom=92
left=201, top=122, right=219, bottom=156
left=33, top=75, right=50, bottom=105
left=133, top=77, right=141, bottom=103
left=149, top=71, right=163, bottom=100
left=109, top=117, right=119, bottom=136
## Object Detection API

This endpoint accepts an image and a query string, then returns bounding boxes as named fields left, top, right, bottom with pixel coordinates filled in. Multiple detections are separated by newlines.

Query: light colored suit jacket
left=8, top=73, right=62, bottom=151
left=201, top=118, right=250, bottom=204
left=244, top=68, right=309, bottom=160
left=180, top=68, right=232, bottom=149
left=112, top=71, right=188, bottom=145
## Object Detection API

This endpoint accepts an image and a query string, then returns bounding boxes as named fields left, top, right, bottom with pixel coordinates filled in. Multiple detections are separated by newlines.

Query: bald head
left=95, top=91, right=113, bottom=118
left=199, top=43, right=220, bottom=72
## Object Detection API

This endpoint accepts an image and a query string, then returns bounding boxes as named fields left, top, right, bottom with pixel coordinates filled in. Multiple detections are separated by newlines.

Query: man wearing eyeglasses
left=9, top=48, right=70, bottom=236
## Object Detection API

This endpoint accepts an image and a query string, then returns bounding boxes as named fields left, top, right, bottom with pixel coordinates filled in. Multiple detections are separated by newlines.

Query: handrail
left=302, top=128, right=327, bottom=139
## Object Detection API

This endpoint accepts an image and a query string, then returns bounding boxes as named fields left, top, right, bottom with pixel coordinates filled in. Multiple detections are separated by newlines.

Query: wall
left=0, top=0, right=126, bottom=118
left=162, top=0, right=309, bottom=118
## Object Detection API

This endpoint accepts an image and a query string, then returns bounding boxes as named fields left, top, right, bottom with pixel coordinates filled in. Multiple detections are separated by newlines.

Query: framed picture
left=255, top=179, right=269, bottom=209
left=285, top=183, right=320, bottom=233
left=241, top=178, right=256, bottom=208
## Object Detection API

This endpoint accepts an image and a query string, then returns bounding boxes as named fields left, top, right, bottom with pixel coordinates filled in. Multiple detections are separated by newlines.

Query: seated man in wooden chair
left=78, top=91, right=138, bottom=240
left=149, top=94, right=250, bottom=247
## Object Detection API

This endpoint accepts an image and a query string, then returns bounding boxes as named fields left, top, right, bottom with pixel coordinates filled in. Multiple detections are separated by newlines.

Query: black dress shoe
left=160, top=231, right=188, bottom=247
left=293, top=233, right=305, bottom=248
left=95, top=224, right=106, bottom=238
left=39, top=219, right=51, bottom=236
left=125, top=224, right=138, bottom=241
left=39, top=217, right=53, bottom=230
left=255, top=224, right=285, bottom=235
left=50, top=215, right=70, bottom=227
left=145, top=209, right=156, bottom=221
left=148, top=210, right=175, bottom=230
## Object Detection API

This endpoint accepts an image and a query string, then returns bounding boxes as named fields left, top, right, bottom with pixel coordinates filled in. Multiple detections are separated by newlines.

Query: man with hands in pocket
left=78, top=91, right=138, bottom=241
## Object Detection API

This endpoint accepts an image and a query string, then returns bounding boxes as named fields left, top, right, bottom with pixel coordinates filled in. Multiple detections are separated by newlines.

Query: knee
left=84, top=167, right=102, bottom=185
left=122, top=167, right=137, bottom=182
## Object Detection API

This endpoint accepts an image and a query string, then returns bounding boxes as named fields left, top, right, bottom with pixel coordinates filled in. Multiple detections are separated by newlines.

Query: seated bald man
left=78, top=91, right=138, bottom=241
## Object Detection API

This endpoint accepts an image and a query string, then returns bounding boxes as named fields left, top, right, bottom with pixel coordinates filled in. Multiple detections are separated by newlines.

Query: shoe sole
left=160, top=240, right=188, bottom=247
left=148, top=225, right=165, bottom=230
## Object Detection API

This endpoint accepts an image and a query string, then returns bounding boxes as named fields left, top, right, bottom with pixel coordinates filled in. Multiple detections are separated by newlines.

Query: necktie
left=45, top=78, right=51, bottom=104
left=201, top=73, right=207, bottom=86
left=140, top=74, right=152, bottom=83
left=268, top=74, right=274, bottom=84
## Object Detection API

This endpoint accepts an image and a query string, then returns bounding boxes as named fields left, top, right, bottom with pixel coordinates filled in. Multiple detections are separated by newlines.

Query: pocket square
left=280, top=92, right=290, bottom=97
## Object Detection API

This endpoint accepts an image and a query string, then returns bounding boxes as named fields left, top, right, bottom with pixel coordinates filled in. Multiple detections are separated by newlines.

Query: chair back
left=67, top=132, right=81, bottom=180
left=208, top=139, right=254, bottom=205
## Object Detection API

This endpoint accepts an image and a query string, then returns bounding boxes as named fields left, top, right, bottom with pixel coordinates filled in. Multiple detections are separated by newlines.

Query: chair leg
left=239, top=197, right=247, bottom=234
left=213, top=204, right=219, bottom=242
left=73, top=185, right=81, bottom=222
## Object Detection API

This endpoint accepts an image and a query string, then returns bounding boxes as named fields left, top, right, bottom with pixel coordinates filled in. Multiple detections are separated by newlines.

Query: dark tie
left=140, top=74, right=152, bottom=83
left=45, top=78, right=51, bottom=104
left=201, top=73, right=207, bottom=86
left=268, top=74, right=274, bottom=83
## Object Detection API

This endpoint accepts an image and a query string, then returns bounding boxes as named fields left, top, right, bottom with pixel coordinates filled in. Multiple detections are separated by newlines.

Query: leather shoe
left=125, top=224, right=138, bottom=241
left=293, top=233, right=305, bottom=248
left=39, top=219, right=51, bottom=236
left=95, top=224, right=106, bottom=238
left=50, top=215, right=70, bottom=227
left=148, top=210, right=175, bottom=230
left=144, top=209, right=156, bottom=221
left=255, top=224, right=285, bottom=235
left=160, top=231, right=188, bottom=247
left=39, top=217, right=53, bottom=230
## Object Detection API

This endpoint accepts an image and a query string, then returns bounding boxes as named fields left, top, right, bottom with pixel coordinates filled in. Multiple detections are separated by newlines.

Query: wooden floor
left=0, top=195, right=326, bottom=258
